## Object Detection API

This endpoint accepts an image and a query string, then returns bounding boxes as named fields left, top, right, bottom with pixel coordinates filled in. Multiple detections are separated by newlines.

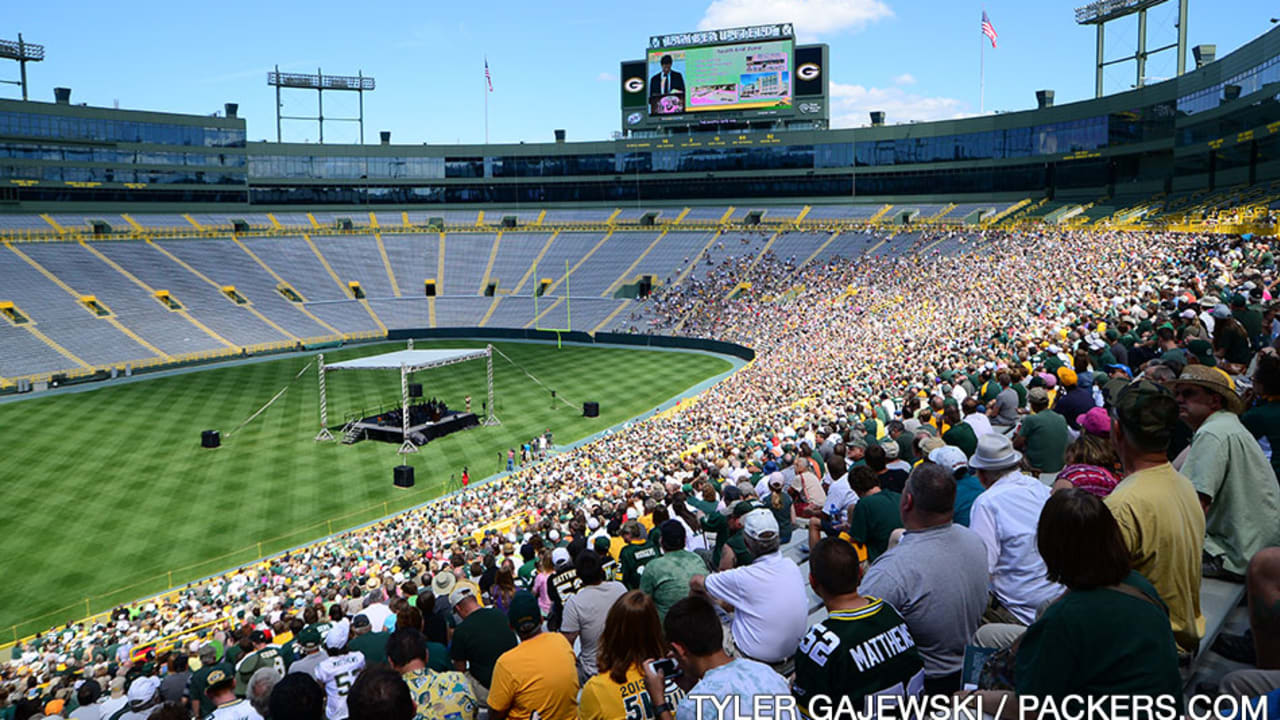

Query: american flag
left=981, top=11, right=998, bottom=49
left=484, top=59, right=493, bottom=92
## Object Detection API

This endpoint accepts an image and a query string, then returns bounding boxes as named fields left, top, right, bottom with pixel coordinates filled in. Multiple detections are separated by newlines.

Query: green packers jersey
left=792, top=598, right=924, bottom=716
left=235, top=646, right=285, bottom=697
left=618, top=540, right=660, bottom=590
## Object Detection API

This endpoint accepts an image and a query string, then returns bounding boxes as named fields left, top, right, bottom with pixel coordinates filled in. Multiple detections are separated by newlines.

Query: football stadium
left=3, top=1, right=1280, bottom=718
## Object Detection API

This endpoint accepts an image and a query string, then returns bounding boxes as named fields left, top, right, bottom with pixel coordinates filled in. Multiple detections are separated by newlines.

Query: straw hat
left=1172, top=365, right=1244, bottom=414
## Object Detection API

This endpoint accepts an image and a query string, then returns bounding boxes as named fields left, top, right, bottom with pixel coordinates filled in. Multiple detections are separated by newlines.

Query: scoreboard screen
left=645, top=25, right=794, bottom=117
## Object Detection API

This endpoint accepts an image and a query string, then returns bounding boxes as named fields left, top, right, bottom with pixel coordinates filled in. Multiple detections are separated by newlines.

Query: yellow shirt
left=1104, top=463, right=1206, bottom=652
left=578, top=665, right=686, bottom=720
left=489, top=632, right=579, bottom=720
left=608, top=536, right=626, bottom=561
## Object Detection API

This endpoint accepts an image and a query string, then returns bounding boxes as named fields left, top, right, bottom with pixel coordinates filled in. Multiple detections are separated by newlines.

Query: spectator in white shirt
left=691, top=509, right=808, bottom=668
left=807, top=458, right=858, bottom=552
left=966, top=434, right=1063, bottom=645
left=962, top=397, right=996, bottom=438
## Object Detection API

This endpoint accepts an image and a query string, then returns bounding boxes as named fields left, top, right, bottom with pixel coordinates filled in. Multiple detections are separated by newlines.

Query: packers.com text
left=685, top=693, right=1268, bottom=720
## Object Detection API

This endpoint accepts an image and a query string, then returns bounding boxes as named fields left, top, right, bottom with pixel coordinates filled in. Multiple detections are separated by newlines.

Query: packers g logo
left=797, top=63, right=821, bottom=81
left=624, top=77, right=645, bottom=93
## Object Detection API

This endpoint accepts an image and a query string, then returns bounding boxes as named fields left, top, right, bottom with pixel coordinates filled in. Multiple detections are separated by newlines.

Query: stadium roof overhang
left=324, top=348, right=488, bottom=373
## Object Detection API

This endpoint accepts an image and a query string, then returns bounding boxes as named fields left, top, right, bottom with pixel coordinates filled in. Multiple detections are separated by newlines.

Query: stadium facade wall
left=3, top=25, right=1280, bottom=210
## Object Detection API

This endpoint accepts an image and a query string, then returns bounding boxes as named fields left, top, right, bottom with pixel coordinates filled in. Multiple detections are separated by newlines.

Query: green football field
left=0, top=340, right=733, bottom=641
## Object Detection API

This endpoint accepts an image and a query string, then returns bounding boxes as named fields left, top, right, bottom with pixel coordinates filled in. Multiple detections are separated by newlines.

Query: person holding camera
left=642, top=596, right=796, bottom=720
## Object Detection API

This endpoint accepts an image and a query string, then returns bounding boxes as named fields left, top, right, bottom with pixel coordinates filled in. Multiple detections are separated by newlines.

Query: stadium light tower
left=268, top=66, right=376, bottom=143
left=0, top=34, right=45, bottom=101
left=1075, top=0, right=1188, bottom=98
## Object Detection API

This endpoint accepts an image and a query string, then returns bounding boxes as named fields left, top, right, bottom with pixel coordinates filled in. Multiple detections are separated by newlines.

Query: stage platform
left=345, top=407, right=479, bottom=446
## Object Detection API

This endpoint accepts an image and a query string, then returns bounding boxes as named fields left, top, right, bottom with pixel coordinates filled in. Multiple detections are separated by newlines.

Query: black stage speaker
left=201, top=430, right=221, bottom=448
left=409, top=383, right=423, bottom=398
left=394, top=465, right=415, bottom=488
left=583, top=401, right=600, bottom=418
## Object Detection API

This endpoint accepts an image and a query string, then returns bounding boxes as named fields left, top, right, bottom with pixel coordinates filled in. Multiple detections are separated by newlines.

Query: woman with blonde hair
left=578, top=590, right=683, bottom=720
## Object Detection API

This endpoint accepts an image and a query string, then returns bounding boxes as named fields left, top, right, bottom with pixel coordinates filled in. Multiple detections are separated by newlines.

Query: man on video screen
left=649, top=54, right=685, bottom=97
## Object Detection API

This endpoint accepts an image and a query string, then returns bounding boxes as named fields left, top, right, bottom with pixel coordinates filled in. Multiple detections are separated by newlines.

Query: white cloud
left=597, top=71, right=617, bottom=82
left=892, top=73, right=915, bottom=86
left=828, top=81, right=971, bottom=127
left=697, top=0, right=891, bottom=41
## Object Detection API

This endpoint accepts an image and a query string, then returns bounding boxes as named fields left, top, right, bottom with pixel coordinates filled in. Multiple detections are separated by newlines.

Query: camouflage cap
left=1112, top=379, right=1179, bottom=447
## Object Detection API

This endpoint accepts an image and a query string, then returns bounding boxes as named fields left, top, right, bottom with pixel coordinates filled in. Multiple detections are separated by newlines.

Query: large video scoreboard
left=621, top=24, right=828, bottom=133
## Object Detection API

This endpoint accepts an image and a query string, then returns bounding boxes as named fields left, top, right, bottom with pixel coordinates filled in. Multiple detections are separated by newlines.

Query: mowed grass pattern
left=0, top=341, right=731, bottom=637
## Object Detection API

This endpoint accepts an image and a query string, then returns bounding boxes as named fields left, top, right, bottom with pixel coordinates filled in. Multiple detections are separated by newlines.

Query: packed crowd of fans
left=2, top=225, right=1279, bottom=719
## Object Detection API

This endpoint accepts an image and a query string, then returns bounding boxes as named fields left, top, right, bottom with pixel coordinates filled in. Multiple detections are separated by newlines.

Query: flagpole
left=484, top=57, right=489, bottom=144
left=980, top=12, right=985, bottom=114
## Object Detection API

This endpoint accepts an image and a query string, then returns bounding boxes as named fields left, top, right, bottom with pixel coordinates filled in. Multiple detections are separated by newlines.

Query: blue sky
left=6, top=0, right=1275, bottom=145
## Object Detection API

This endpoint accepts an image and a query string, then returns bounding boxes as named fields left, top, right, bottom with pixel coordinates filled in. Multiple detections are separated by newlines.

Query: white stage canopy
left=316, top=344, right=498, bottom=453
left=325, top=348, right=489, bottom=372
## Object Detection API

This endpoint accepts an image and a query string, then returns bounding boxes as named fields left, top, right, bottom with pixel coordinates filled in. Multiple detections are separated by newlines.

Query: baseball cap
left=198, top=644, right=218, bottom=663
left=350, top=614, right=371, bottom=630
left=127, top=676, right=160, bottom=705
left=1105, top=364, right=1132, bottom=378
left=1112, top=379, right=1178, bottom=446
left=448, top=585, right=476, bottom=609
left=1077, top=407, right=1111, bottom=437
left=928, top=445, right=968, bottom=472
left=324, top=624, right=349, bottom=650
left=742, top=508, right=779, bottom=541
left=249, top=629, right=269, bottom=644
left=205, top=668, right=233, bottom=690
left=1186, top=339, right=1217, bottom=368
left=731, top=500, right=756, bottom=518
left=507, top=590, right=542, bottom=632
left=297, top=627, right=321, bottom=649
left=1027, top=387, right=1049, bottom=404
left=551, top=547, right=571, bottom=568
left=592, top=536, right=612, bottom=553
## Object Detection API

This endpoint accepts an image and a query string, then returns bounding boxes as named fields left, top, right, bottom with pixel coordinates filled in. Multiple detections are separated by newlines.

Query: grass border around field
left=0, top=339, right=747, bottom=649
